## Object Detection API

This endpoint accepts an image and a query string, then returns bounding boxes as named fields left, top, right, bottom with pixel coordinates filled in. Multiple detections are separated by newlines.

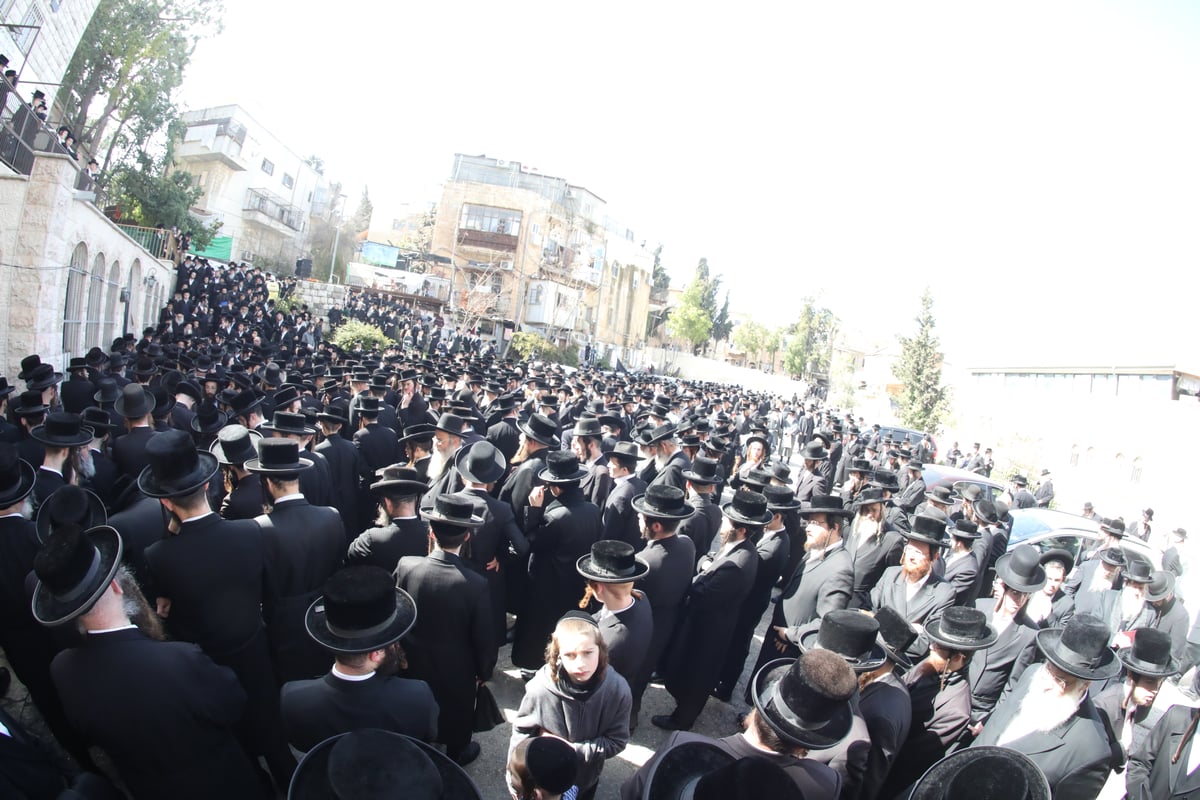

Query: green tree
left=666, top=274, right=713, bottom=353
left=763, top=327, right=783, bottom=372
left=352, top=186, right=373, bottom=232
left=711, top=291, right=733, bottom=344
left=893, top=288, right=951, bottom=433
left=784, top=298, right=837, bottom=379
left=733, top=320, right=767, bottom=364
left=651, top=244, right=670, bottom=294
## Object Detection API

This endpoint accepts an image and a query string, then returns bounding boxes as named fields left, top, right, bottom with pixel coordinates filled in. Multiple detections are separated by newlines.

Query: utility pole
left=328, top=193, right=346, bottom=282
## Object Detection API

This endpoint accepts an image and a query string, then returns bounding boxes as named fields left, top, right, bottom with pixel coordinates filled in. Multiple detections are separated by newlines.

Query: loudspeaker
left=295, top=258, right=313, bottom=278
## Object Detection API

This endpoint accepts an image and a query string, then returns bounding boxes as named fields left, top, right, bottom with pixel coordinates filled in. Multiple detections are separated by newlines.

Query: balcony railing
left=456, top=228, right=518, bottom=252
left=244, top=188, right=303, bottom=232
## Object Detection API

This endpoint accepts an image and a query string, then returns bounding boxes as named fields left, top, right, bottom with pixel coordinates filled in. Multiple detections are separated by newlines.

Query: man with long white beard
left=1064, top=546, right=1127, bottom=616
left=1094, top=557, right=1154, bottom=650
left=847, top=487, right=903, bottom=609
left=973, top=613, right=1122, bottom=799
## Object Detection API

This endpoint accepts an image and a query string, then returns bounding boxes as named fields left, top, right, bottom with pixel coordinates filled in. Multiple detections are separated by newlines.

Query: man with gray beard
left=973, top=613, right=1122, bottom=799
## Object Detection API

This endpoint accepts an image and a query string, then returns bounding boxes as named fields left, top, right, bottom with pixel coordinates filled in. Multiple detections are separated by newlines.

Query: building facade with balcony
left=1, top=0, right=99, bottom=102
left=172, top=105, right=327, bottom=268
left=429, top=154, right=651, bottom=363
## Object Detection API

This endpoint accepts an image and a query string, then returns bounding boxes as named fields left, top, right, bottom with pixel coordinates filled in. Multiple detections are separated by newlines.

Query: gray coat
left=1126, top=704, right=1200, bottom=800
left=509, top=664, right=631, bottom=792
left=968, top=610, right=1039, bottom=725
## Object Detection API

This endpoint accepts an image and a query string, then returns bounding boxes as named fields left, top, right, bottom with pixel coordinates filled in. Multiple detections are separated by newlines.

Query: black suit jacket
left=595, top=593, right=654, bottom=684
left=280, top=671, right=439, bottom=754
left=144, top=513, right=267, bottom=656
left=677, top=490, right=722, bottom=562
left=51, top=628, right=261, bottom=799
left=220, top=474, right=264, bottom=520
left=257, top=497, right=345, bottom=682
left=967, top=609, right=1038, bottom=725
left=485, top=417, right=521, bottom=463
left=975, top=666, right=1115, bottom=800
left=353, top=422, right=400, bottom=472
left=859, top=671, right=912, bottom=800
left=347, top=517, right=429, bottom=572
left=774, top=541, right=854, bottom=639
left=1127, top=704, right=1200, bottom=800
left=106, top=493, right=167, bottom=592
left=869, top=566, right=956, bottom=659
left=59, top=375, right=96, bottom=414
left=602, top=475, right=647, bottom=550
left=112, top=425, right=155, bottom=481
left=648, top=449, right=690, bottom=492
left=633, top=534, right=696, bottom=694
left=314, top=433, right=368, bottom=535
left=395, top=550, right=494, bottom=748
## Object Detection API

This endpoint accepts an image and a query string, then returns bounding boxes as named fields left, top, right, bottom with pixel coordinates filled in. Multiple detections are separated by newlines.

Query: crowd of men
left=0, top=253, right=1195, bottom=799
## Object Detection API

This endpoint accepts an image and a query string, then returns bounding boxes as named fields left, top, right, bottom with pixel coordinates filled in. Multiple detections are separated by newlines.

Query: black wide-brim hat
left=32, top=525, right=123, bottom=627
left=288, top=730, right=482, bottom=800
left=925, top=610, right=998, bottom=652
left=189, top=406, right=229, bottom=435
left=35, top=487, right=106, bottom=543
left=422, top=494, right=485, bottom=528
left=577, top=540, right=650, bottom=584
left=642, top=740, right=735, bottom=800
left=137, top=435, right=221, bottom=498
left=631, top=488, right=696, bottom=521
left=797, top=495, right=855, bottom=518
left=518, top=413, right=560, bottom=447
left=29, top=418, right=94, bottom=449
left=0, top=453, right=36, bottom=507
left=1117, top=628, right=1180, bottom=678
left=114, top=385, right=156, bottom=418
left=751, top=658, right=853, bottom=750
left=909, top=746, right=1051, bottom=800
left=454, top=440, right=507, bottom=485
left=721, top=490, right=774, bottom=527
left=797, top=621, right=888, bottom=673
left=1036, top=614, right=1121, bottom=681
left=995, top=546, right=1048, bottom=594
left=305, top=588, right=417, bottom=654
left=209, top=428, right=263, bottom=465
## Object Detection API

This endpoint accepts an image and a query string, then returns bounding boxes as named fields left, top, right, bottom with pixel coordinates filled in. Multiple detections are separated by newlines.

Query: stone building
left=0, top=0, right=100, bottom=100
left=428, top=154, right=652, bottom=365
left=172, top=104, right=329, bottom=270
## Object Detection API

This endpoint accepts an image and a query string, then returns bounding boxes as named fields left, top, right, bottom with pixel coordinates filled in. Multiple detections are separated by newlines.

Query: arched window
left=103, top=261, right=122, bottom=345
left=84, top=254, right=106, bottom=351
left=62, top=243, right=88, bottom=358
left=128, top=260, right=143, bottom=333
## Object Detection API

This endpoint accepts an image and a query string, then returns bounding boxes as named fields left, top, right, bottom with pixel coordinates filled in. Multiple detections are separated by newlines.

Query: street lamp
left=328, top=192, right=347, bottom=282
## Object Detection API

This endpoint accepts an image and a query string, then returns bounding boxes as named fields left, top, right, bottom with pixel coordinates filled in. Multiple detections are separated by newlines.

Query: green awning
left=190, top=235, right=232, bottom=262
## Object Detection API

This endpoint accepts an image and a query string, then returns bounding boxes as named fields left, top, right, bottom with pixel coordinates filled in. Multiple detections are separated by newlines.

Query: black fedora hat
left=925, top=606, right=997, bottom=652
left=137, top=429, right=220, bottom=498
left=905, top=511, right=950, bottom=549
left=454, top=440, right=507, bottom=485
left=305, top=566, right=417, bottom=654
left=1123, top=556, right=1154, bottom=584
left=316, top=404, right=349, bottom=426
left=80, top=407, right=115, bottom=435
left=798, top=440, right=828, bottom=461
left=947, top=518, right=981, bottom=541
left=209, top=425, right=262, bottom=466
left=1118, top=627, right=1180, bottom=678
left=537, top=451, right=588, bottom=484
left=924, top=484, right=959, bottom=506
left=798, top=495, right=854, bottom=519
left=271, top=385, right=301, bottom=409
left=605, top=440, right=642, bottom=467
left=681, top=455, right=720, bottom=485
left=227, top=389, right=264, bottom=418
left=572, top=416, right=604, bottom=438
left=994, top=544, right=1048, bottom=594
left=1098, top=547, right=1127, bottom=568
left=398, top=423, right=438, bottom=444
left=1035, top=613, right=1121, bottom=681
left=245, top=438, right=313, bottom=475
left=763, top=485, right=802, bottom=512
left=909, top=746, right=1050, bottom=800
left=288, top=729, right=481, bottom=800
left=370, top=465, right=428, bottom=496
left=874, top=606, right=917, bottom=669
left=189, top=400, right=228, bottom=435
left=1100, top=517, right=1126, bottom=537
left=798, top=609, right=887, bottom=672
left=25, top=363, right=63, bottom=391
left=642, top=740, right=734, bottom=800
left=750, top=651, right=856, bottom=750
left=847, top=458, right=873, bottom=475
left=631, top=485, right=696, bottom=521
left=634, top=423, right=677, bottom=447
left=92, top=379, right=120, bottom=405
left=131, top=357, right=158, bottom=378
left=0, top=376, right=14, bottom=398
left=434, top=412, right=469, bottom=437
left=853, top=487, right=886, bottom=510
left=113, top=384, right=155, bottom=419
left=0, top=442, right=35, bottom=507
left=647, top=749, right=802, bottom=800
left=739, top=468, right=771, bottom=491
left=29, top=412, right=93, bottom=448
left=721, top=489, right=773, bottom=527
left=973, top=499, right=1000, bottom=525
left=17, top=354, right=41, bottom=381
left=421, top=493, right=484, bottom=528
left=1144, top=570, right=1175, bottom=603
left=577, top=539, right=649, bottom=584
left=261, top=410, right=316, bottom=437
left=35, top=485, right=106, bottom=543
left=871, top=468, right=900, bottom=492
left=518, top=413, right=560, bottom=448
left=31, top=523, right=123, bottom=626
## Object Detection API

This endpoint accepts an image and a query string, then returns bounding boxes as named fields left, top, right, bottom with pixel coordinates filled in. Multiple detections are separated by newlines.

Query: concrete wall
left=0, top=152, right=172, bottom=378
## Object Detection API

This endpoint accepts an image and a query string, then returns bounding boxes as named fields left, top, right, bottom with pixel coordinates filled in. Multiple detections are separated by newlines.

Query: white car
left=1006, top=508, right=1162, bottom=570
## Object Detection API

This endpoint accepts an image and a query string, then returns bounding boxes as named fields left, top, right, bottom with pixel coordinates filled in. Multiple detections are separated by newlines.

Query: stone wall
left=290, top=279, right=347, bottom=322
left=0, top=153, right=173, bottom=378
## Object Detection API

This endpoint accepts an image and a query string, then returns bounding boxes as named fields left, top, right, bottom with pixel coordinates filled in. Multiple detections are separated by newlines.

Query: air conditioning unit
left=241, top=251, right=255, bottom=262
left=496, top=159, right=508, bottom=167
left=498, top=260, right=513, bottom=271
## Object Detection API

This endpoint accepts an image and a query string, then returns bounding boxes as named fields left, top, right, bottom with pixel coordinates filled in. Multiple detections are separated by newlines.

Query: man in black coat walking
left=346, top=465, right=430, bottom=572
left=314, top=404, right=369, bottom=537
left=395, top=493, right=494, bottom=766
left=600, top=442, right=647, bottom=550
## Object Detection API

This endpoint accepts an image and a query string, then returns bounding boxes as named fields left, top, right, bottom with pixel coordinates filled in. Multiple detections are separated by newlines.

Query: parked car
left=921, top=464, right=1006, bottom=507
left=1007, top=508, right=1161, bottom=570
left=879, top=426, right=937, bottom=461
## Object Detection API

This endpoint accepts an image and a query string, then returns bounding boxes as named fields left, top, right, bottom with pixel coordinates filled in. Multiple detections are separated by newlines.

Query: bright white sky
left=180, top=1, right=1200, bottom=368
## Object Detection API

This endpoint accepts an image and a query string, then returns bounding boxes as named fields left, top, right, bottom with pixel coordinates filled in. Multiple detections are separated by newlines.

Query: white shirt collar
left=86, top=624, right=137, bottom=635
left=904, top=570, right=932, bottom=601
left=274, top=493, right=306, bottom=503
left=181, top=510, right=216, bottom=524
left=331, top=665, right=375, bottom=682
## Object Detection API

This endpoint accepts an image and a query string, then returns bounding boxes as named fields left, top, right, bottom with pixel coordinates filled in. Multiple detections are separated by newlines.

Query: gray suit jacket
left=774, top=541, right=853, bottom=640
left=1127, top=704, right=1200, bottom=800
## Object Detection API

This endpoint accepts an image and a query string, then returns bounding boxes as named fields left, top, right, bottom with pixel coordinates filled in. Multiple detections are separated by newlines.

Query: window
left=632, top=273, right=640, bottom=289
left=530, top=285, right=544, bottom=305
left=84, top=254, right=105, bottom=349
left=13, top=5, right=44, bottom=54
left=62, top=243, right=88, bottom=357
left=261, top=158, right=274, bottom=175
left=282, top=173, right=293, bottom=188
left=103, top=261, right=122, bottom=345
left=491, top=273, right=502, bottom=294
left=460, top=204, right=521, bottom=237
